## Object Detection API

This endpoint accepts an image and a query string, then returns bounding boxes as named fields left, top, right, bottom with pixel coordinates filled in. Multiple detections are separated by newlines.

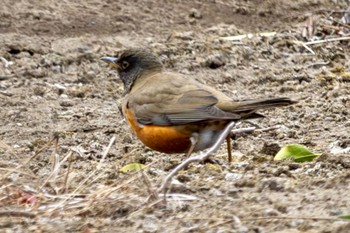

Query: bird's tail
left=232, top=97, right=297, bottom=119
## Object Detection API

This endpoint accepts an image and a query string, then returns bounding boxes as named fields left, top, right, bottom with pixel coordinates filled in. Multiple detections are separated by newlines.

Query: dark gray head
left=101, top=49, right=163, bottom=94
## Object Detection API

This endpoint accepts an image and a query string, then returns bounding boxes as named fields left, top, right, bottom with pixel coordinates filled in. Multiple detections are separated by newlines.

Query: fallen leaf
left=274, top=144, right=320, bottom=162
left=339, top=214, right=350, bottom=220
left=119, top=163, right=146, bottom=173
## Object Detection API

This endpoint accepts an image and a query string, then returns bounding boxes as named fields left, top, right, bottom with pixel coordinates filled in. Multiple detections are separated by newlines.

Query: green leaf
left=339, top=214, right=350, bottom=220
left=119, top=163, right=146, bottom=173
left=274, top=144, right=320, bottom=163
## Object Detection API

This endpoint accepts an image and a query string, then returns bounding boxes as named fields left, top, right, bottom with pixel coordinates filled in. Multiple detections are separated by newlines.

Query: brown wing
left=127, top=72, right=295, bottom=126
left=128, top=74, right=241, bottom=126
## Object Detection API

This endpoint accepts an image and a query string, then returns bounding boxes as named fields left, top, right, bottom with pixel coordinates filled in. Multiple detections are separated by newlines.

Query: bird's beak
left=101, top=56, right=120, bottom=69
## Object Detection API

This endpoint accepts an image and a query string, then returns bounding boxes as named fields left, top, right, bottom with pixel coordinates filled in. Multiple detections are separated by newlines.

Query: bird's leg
left=190, top=133, right=221, bottom=165
left=226, top=135, right=233, bottom=163
left=187, top=133, right=199, bottom=157
left=158, top=122, right=236, bottom=196
left=158, top=134, right=199, bottom=203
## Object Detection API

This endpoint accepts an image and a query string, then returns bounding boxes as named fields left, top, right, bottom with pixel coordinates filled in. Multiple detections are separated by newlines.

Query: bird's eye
left=121, top=61, right=129, bottom=70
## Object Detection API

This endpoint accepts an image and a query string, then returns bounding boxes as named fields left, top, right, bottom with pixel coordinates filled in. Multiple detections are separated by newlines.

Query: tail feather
left=235, top=97, right=296, bottom=111
left=233, top=97, right=296, bottom=119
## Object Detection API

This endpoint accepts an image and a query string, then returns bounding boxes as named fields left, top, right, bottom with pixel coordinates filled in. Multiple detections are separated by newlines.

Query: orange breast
left=124, top=108, right=191, bottom=154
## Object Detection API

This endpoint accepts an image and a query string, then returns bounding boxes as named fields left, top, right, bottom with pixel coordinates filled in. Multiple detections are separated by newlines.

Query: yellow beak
left=101, top=56, right=120, bottom=69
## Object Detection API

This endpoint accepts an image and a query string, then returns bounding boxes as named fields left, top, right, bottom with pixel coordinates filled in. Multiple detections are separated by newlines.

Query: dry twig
left=40, top=136, right=60, bottom=190
left=304, top=36, right=350, bottom=45
left=46, top=136, right=116, bottom=213
left=0, top=211, right=36, bottom=219
left=158, top=122, right=236, bottom=196
left=1, top=136, right=57, bottom=182
left=62, top=151, right=73, bottom=194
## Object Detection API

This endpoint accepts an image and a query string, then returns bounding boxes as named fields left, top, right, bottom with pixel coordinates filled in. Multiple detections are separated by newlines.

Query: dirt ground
left=1, top=0, right=350, bottom=232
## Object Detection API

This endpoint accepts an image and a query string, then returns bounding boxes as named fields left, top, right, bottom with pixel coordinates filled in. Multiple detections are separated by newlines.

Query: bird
left=101, top=49, right=296, bottom=162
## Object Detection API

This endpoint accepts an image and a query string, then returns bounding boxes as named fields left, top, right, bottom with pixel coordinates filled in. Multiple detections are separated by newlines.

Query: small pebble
left=205, top=54, right=226, bottom=69
left=264, top=208, right=279, bottom=216
left=225, top=173, right=243, bottom=181
left=189, top=8, right=202, bottom=19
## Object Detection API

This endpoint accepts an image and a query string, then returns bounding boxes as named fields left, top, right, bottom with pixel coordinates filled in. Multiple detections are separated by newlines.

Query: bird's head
left=102, top=49, right=163, bottom=94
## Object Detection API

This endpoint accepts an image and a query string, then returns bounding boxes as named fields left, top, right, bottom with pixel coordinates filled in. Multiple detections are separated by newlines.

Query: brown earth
left=1, top=0, right=350, bottom=232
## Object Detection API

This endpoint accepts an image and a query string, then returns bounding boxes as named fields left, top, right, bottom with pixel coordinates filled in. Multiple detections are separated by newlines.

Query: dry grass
left=0, top=134, right=163, bottom=221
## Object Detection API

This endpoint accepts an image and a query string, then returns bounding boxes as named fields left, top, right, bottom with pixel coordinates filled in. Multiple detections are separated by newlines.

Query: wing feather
left=131, top=87, right=240, bottom=126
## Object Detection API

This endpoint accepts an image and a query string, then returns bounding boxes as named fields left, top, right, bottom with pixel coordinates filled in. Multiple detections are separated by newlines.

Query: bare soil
left=1, top=0, right=350, bottom=232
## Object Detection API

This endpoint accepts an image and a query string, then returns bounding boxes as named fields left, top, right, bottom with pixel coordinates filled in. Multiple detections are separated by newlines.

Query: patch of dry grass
left=0, top=134, right=163, bottom=223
